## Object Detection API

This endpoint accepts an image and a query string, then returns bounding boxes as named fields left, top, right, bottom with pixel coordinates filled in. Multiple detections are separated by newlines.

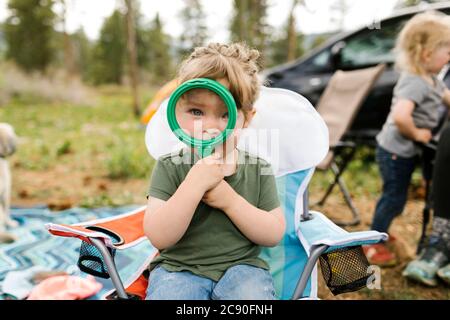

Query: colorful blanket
left=0, top=206, right=154, bottom=300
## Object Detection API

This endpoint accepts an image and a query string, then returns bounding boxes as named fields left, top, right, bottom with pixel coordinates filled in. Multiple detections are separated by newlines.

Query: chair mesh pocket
left=77, top=227, right=121, bottom=279
left=319, top=246, right=372, bottom=295
left=78, top=241, right=116, bottom=278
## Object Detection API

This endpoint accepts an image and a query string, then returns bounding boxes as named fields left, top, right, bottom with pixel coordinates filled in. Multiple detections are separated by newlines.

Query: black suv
left=263, top=2, right=450, bottom=145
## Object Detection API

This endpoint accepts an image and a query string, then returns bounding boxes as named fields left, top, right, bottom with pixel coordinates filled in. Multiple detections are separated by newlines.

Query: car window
left=312, top=50, right=331, bottom=68
left=300, top=49, right=333, bottom=73
left=340, top=18, right=407, bottom=68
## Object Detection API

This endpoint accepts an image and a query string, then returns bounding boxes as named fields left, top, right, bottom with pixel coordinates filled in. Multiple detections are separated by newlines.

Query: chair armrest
left=298, top=211, right=387, bottom=254
left=46, top=206, right=147, bottom=249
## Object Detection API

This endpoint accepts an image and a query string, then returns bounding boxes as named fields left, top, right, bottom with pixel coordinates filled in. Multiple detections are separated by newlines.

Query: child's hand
left=185, top=153, right=225, bottom=193
left=414, top=128, right=432, bottom=144
left=202, top=180, right=236, bottom=211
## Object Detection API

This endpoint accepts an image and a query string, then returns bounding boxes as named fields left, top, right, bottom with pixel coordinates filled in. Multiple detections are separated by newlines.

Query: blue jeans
left=371, top=146, right=416, bottom=233
left=145, top=264, right=276, bottom=300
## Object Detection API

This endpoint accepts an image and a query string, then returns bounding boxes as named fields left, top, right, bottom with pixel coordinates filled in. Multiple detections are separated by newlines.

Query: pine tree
left=125, top=0, right=140, bottom=117
left=249, top=0, right=270, bottom=51
left=71, top=28, right=92, bottom=82
left=178, top=0, right=208, bottom=59
left=266, top=0, right=304, bottom=67
left=59, top=0, right=76, bottom=75
left=4, top=0, right=56, bottom=72
left=0, top=23, right=6, bottom=59
left=230, top=0, right=249, bottom=44
left=135, top=6, right=151, bottom=69
left=268, top=35, right=304, bottom=67
left=147, top=14, right=173, bottom=83
left=88, top=10, right=126, bottom=84
left=287, top=0, right=301, bottom=62
left=230, top=0, right=270, bottom=64
left=118, top=2, right=152, bottom=72
left=69, top=27, right=93, bottom=80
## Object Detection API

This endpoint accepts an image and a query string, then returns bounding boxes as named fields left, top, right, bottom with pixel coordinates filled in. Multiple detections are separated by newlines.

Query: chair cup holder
left=319, top=246, right=372, bottom=295
left=77, top=226, right=122, bottom=279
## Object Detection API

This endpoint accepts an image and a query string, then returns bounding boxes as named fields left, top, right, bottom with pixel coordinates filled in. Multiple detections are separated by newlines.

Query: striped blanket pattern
left=0, top=205, right=153, bottom=300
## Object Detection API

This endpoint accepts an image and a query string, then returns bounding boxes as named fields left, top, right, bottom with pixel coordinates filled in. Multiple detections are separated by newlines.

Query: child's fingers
left=214, top=150, right=227, bottom=161
left=202, top=153, right=223, bottom=164
left=203, top=153, right=220, bottom=160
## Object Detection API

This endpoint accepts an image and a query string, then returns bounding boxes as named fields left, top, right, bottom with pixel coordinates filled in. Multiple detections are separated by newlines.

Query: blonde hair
left=395, top=11, right=450, bottom=75
left=177, top=42, right=261, bottom=115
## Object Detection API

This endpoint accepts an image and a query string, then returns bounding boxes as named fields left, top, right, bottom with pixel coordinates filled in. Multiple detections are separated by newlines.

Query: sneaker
left=437, top=264, right=450, bottom=285
left=363, top=243, right=397, bottom=267
left=402, top=246, right=448, bottom=287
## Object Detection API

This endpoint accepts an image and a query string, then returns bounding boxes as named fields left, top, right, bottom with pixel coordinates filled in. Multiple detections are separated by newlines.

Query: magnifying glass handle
left=199, top=145, right=214, bottom=158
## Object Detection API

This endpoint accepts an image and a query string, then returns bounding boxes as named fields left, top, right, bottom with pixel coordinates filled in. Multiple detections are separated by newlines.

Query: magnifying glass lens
left=175, top=89, right=228, bottom=142
left=167, top=78, right=237, bottom=158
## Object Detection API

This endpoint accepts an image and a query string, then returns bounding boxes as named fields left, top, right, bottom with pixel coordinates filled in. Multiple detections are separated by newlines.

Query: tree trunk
left=287, top=0, right=300, bottom=62
left=125, top=0, right=141, bottom=117
left=60, top=0, right=77, bottom=77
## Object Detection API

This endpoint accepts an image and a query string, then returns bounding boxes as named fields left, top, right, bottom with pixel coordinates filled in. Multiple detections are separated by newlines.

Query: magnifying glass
left=167, top=78, right=238, bottom=158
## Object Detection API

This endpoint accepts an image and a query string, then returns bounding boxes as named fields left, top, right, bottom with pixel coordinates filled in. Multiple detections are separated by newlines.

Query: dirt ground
left=309, top=187, right=450, bottom=300
left=9, top=163, right=450, bottom=300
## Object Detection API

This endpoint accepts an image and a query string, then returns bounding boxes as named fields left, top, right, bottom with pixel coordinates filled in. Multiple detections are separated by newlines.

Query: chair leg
left=316, top=180, right=337, bottom=207
left=90, top=237, right=129, bottom=299
left=315, top=158, right=361, bottom=226
left=316, top=163, right=341, bottom=207
left=316, top=147, right=354, bottom=208
left=335, top=175, right=361, bottom=227
left=291, top=245, right=329, bottom=300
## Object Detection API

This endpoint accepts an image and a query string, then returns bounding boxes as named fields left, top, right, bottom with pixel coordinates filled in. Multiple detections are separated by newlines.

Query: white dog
left=0, top=123, right=18, bottom=243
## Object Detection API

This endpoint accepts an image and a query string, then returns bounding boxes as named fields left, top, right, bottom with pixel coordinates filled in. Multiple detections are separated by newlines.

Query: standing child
left=143, top=43, right=285, bottom=300
left=364, top=12, right=450, bottom=266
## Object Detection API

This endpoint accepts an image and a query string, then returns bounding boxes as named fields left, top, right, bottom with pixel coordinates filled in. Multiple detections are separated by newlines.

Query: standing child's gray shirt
left=376, top=72, right=446, bottom=158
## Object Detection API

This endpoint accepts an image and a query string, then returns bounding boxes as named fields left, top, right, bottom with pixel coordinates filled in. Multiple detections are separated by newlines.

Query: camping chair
left=314, top=64, right=386, bottom=227
left=46, top=86, right=387, bottom=300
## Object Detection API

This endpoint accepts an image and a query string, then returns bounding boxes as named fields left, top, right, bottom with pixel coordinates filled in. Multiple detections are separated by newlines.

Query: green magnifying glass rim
left=167, top=78, right=237, bottom=158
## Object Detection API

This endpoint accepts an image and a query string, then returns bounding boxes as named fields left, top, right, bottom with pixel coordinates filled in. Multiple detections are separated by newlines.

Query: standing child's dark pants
left=433, top=125, right=450, bottom=221
left=371, top=146, right=416, bottom=234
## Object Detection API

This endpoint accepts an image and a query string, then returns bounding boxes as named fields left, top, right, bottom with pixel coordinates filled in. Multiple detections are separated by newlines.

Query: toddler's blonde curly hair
left=395, top=11, right=450, bottom=75
left=178, top=42, right=261, bottom=116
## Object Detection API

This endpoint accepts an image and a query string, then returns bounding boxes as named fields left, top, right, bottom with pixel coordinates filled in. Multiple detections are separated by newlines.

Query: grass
left=2, top=86, right=155, bottom=175
left=79, top=191, right=135, bottom=208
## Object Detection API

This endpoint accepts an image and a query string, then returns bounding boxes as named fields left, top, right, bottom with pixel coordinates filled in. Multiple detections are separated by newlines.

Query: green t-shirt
left=147, top=148, right=280, bottom=281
